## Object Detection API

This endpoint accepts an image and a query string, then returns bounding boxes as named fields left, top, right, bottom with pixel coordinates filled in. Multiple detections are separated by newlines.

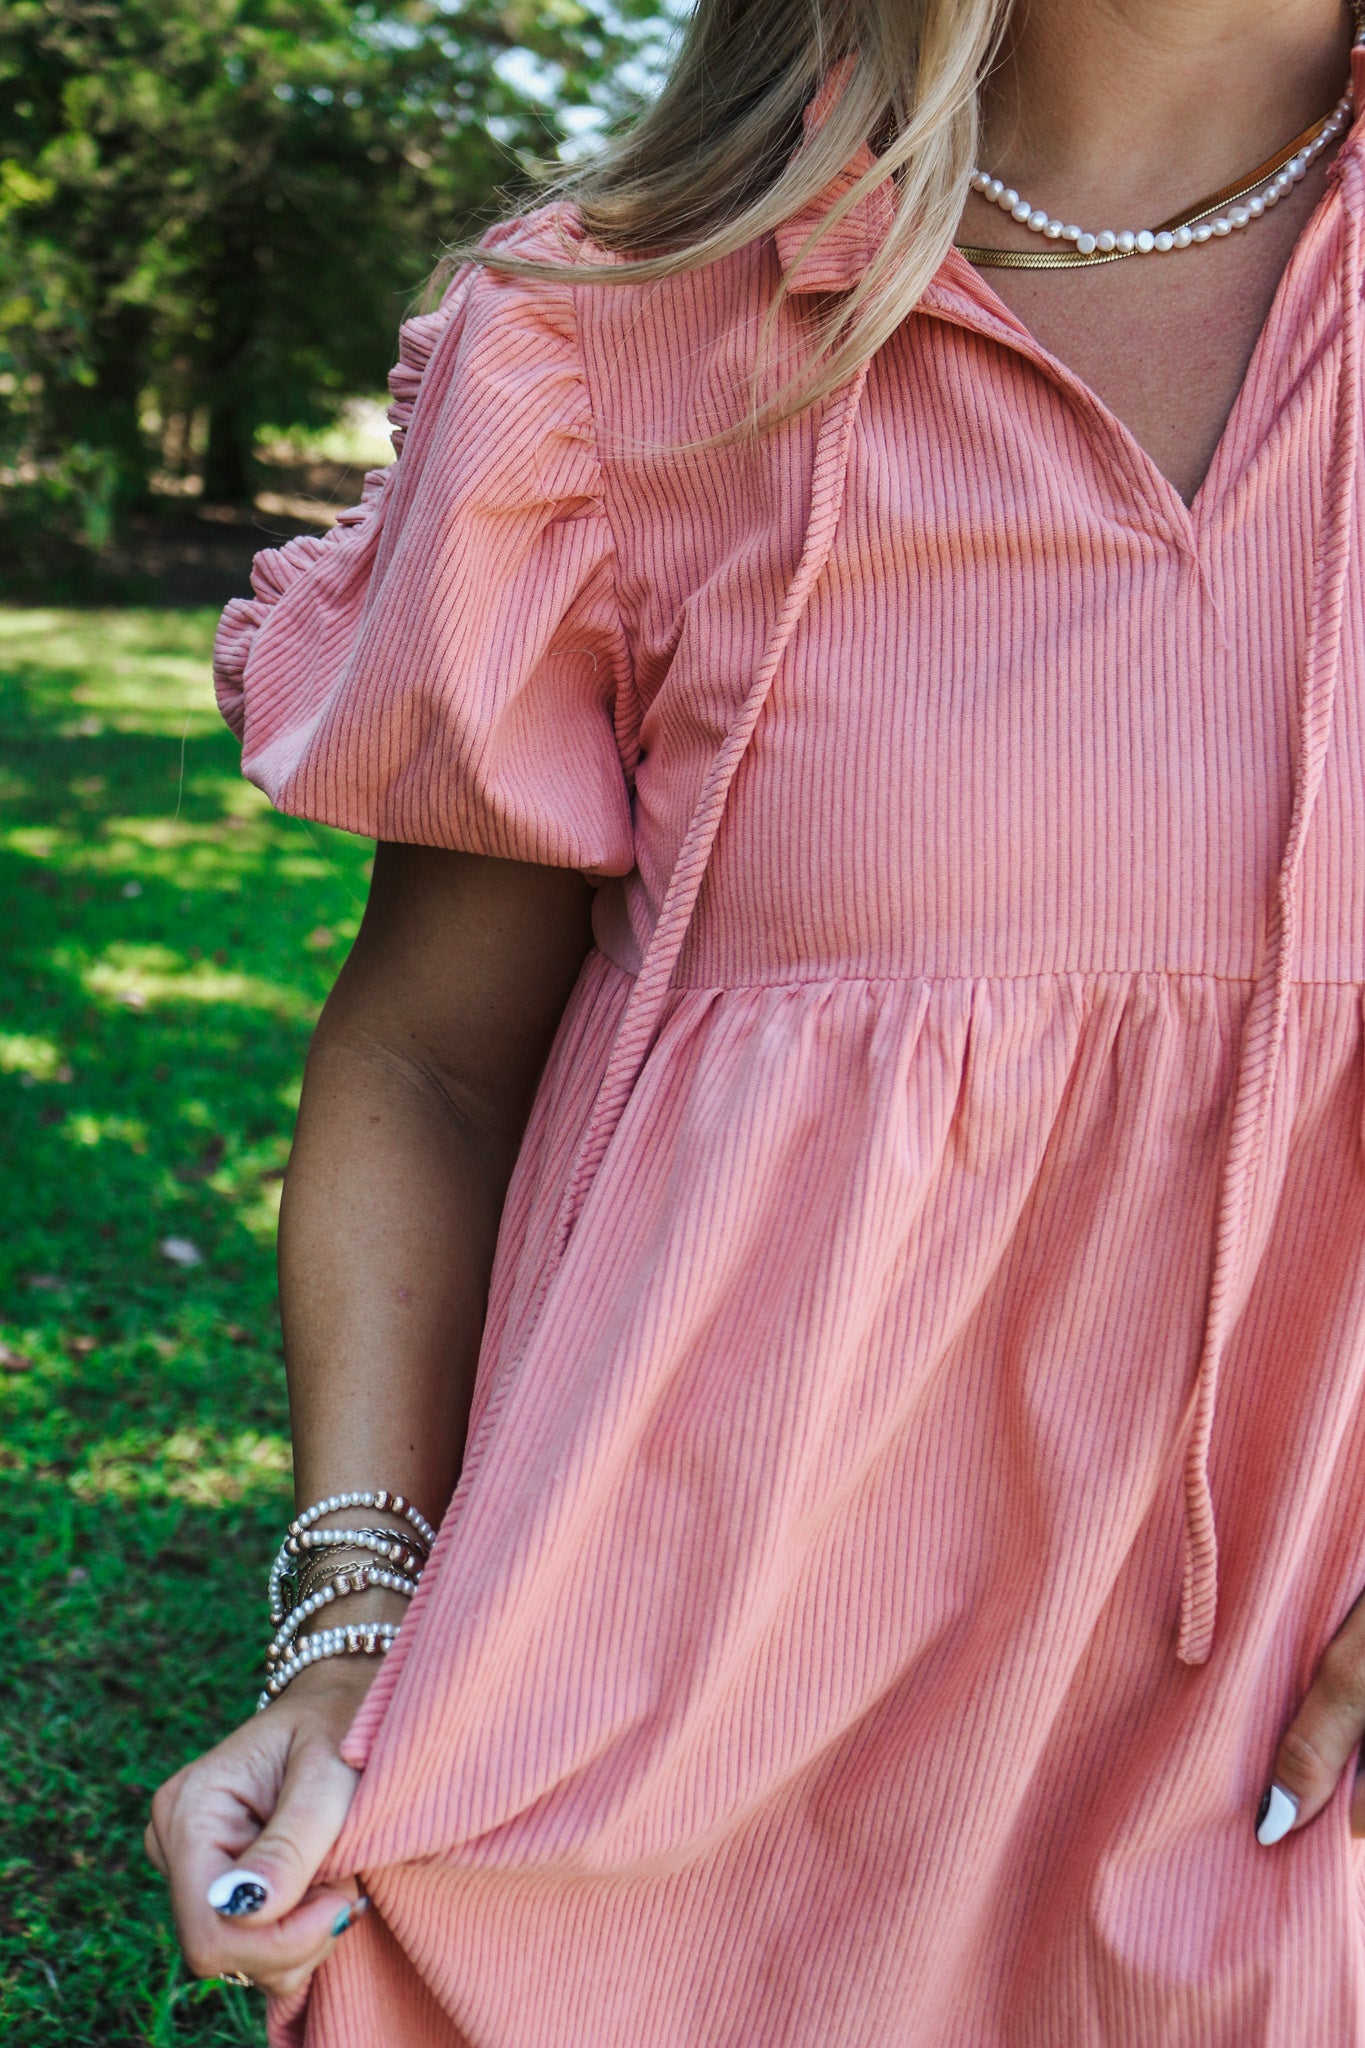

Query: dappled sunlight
left=0, top=1032, right=66, bottom=1080
left=0, top=603, right=373, bottom=2031
left=233, top=1176, right=286, bottom=1247
left=67, top=1426, right=292, bottom=1508
left=80, top=940, right=318, bottom=1021
left=61, top=1111, right=150, bottom=1154
left=0, top=609, right=228, bottom=737
left=6, top=824, right=72, bottom=862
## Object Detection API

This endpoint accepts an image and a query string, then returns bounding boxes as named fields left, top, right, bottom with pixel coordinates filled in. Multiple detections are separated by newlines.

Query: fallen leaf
left=159, top=1236, right=203, bottom=1267
left=65, top=1566, right=89, bottom=1586
left=120, top=989, right=147, bottom=1010
left=0, top=1344, right=34, bottom=1372
left=65, top=1335, right=98, bottom=1359
left=121, top=880, right=143, bottom=899
left=25, top=1274, right=63, bottom=1292
left=305, top=926, right=335, bottom=950
left=224, top=1324, right=253, bottom=1346
left=54, top=1062, right=73, bottom=1084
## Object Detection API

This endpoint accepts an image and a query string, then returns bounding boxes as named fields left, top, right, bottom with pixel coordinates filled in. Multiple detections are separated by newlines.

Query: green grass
left=0, top=609, right=373, bottom=2045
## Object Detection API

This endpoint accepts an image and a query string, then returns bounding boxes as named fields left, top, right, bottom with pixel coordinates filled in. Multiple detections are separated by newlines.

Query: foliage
left=0, top=0, right=670, bottom=535
left=0, top=605, right=375, bottom=2044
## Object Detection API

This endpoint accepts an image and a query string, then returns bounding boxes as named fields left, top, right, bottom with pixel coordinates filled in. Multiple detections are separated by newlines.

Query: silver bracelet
left=256, top=1620, right=402, bottom=1711
left=269, top=1525, right=429, bottom=1625
left=266, top=1564, right=420, bottom=1668
left=267, top=1490, right=436, bottom=1622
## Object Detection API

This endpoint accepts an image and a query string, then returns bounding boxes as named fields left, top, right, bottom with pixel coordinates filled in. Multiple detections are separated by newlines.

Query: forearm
left=278, top=1016, right=524, bottom=1528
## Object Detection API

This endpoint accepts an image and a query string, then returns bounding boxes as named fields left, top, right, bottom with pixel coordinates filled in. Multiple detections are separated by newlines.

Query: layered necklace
left=960, top=29, right=1361, bottom=270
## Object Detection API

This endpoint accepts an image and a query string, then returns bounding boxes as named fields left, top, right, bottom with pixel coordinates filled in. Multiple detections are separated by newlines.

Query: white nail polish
left=1255, top=1784, right=1298, bottom=1846
left=207, top=1868, right=271, bottom=1916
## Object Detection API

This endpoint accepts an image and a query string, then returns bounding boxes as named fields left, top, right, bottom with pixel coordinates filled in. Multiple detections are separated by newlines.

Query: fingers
left=1258, top=1591, right=1365, bottom=1846
left=149, top=1701, right=362, bottom=1995
left=145, top=1760, right=190, bottom=1878
left=144, top=1817, right=169, bottom=1879
left=202, top=1728, right=359, bottom=1924
left=179, top=1877, right=368, bottom=1996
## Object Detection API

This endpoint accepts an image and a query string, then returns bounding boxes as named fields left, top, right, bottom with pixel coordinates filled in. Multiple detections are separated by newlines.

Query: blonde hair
left=463, top=0, right=1009, bottom=426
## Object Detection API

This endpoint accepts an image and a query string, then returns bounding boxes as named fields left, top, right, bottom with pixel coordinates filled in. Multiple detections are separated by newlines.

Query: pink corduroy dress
left=216, top=53, right=1365, bottom=2048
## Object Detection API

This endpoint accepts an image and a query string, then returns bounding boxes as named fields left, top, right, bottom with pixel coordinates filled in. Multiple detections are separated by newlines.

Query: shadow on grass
left=0, top=610, right=373, bottom=2046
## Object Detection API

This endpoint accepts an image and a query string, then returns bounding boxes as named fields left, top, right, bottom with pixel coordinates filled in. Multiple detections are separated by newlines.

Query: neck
left=981, top=0, right=1356, bottom=198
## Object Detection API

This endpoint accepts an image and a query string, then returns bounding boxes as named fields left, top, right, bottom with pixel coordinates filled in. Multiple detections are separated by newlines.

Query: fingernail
left=1255, top=1783, right=1299, bottom=1846
left=207, top=1869, right=271, bottom=1916
left=332, top=1891, right=371, bottom=1937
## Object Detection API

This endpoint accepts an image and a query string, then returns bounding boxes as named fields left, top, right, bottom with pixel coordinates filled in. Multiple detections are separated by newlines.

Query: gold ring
left=219, top=1970, right=255, bottom=1988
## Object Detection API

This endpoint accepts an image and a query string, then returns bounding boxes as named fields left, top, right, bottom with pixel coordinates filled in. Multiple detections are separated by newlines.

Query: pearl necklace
left=964, top=88, right=1354, bottom=268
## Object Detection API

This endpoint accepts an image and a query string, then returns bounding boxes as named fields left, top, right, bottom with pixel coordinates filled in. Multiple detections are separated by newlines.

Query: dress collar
left=774, top=62, right=895, bottom=293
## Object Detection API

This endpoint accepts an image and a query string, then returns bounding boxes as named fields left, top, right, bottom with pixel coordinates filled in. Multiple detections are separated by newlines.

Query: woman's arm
left=281, top=839, right=594, bottom=1518
left=146, top=841, right=595, bottom=1997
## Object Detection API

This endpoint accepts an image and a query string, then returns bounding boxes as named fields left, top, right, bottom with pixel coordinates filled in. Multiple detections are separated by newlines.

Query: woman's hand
left=1256, top=1588, right=1365, bottom=1846
left=145, top=1657, right=375, bottom=1998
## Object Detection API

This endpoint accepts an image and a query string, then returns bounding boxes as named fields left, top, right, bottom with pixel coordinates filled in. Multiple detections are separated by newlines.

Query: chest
left=965, top=160, right=1334, bottom=505
left=587, top=202, right=1363, bottom=988
left=608, top=284, right=1363, bottom=989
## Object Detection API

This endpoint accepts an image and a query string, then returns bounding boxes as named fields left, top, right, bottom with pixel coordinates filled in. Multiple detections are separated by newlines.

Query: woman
left=147, top=0, right=1365, bottom=2039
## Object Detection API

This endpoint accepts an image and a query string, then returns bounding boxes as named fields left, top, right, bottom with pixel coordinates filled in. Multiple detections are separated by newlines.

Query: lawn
left=0, top=608, right=372, bottom=2045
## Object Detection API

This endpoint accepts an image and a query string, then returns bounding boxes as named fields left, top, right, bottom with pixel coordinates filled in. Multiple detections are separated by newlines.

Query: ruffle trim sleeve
left=211, top=208, right=635, bottom=878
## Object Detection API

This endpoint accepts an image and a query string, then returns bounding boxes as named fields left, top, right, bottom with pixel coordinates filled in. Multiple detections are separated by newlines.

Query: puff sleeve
left=211, top=210, right=635, bottom=878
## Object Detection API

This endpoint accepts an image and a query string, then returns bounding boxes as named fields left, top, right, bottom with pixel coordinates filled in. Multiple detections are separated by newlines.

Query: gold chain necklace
left=959, top=83, right=1355, bottom=271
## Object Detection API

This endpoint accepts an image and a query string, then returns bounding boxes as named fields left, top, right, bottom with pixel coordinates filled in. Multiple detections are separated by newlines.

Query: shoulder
left=462, top=203, right=783, bottom=455
left=381, top=205, right=618, bottom=516
left=392, top=200, right=782, bottom=488
left=389, top=205, right=588, bottom=437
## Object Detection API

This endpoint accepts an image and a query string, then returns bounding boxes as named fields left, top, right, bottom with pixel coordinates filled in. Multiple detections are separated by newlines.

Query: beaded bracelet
left=293, top=1490, right=436, bottom=1549
left=270, top=1526, right=429, bottom=1625
left=256, top=1620, right=402, bottom=1711
left=269, top=1521, right=430, bottom=1622
left=266, top=1564, right=421, bottom=1668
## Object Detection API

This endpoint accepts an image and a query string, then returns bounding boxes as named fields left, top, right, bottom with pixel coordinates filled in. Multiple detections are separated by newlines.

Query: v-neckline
left=919, top=155, right=1354, bottom=548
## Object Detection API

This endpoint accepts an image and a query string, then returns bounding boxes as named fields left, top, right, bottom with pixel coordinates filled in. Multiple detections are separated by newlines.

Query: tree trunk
left=203, top=396, right=252, bottom=504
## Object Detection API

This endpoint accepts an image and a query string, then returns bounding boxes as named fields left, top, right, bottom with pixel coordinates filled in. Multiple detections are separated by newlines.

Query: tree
left=0, top=0, right=667, bottom=538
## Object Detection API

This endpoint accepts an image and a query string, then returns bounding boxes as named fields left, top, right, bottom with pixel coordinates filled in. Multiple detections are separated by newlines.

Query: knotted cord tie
left=1178, top=151, right=1365, bottom=1665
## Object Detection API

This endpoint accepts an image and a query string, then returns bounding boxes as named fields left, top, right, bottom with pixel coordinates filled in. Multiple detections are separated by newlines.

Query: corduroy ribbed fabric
left=215, top=51, right=1365, bottom=2047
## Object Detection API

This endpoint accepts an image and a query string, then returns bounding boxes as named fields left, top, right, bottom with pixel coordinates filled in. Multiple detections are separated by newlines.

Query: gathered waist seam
left=589, top=952, right=1365, bottom=995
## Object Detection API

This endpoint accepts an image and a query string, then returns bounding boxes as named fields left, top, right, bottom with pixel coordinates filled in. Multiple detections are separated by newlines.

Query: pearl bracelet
left=295, top=1548, right=392, bottom=1606
left=270, top=1526, right=429, bottom=1624
left=256, top=1620, right=402, bottom=1711
left=292, top=1490, right=437, bottom=1549
left=268, top=1487, right=434, bottom=1622
left=266, top=1564, right=421, bottom=1668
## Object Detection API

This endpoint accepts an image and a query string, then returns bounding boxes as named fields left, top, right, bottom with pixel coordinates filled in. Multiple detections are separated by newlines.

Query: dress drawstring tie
left=1178, top=155, right=1365, bottom=1666
left=538, top=362, right=873, bottom=1286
